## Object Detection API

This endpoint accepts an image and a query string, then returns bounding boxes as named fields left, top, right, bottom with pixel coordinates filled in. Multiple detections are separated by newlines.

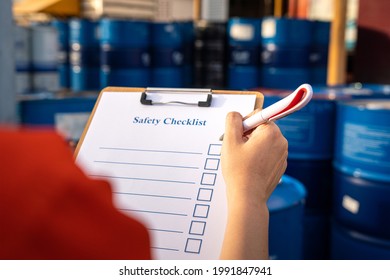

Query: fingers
left=224, top=112, right=244, bottom=146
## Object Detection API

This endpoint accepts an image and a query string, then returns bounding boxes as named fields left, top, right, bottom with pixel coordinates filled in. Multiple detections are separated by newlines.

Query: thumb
left=223, top=112, right=244, bottom=145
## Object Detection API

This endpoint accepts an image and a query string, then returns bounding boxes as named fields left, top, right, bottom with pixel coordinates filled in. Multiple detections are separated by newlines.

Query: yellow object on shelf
left=13, top=0, right=80, bottom=17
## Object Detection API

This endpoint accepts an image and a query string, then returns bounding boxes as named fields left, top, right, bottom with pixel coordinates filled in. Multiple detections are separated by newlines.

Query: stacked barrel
left=100, top=19, right=151, bottom=88
left=69, top=19, right=101, bottom=92
left=179, top=21, right=195, bottom=88
left=331, top=99, right=390, bottom=259
left=260, top=17, right=312, bottom=89
left=310, top=21, right=330, bottom=85
left=151, top=22, right=184, bottom=87
left=194, top=21, right=227, bottom=89
left=227, top=18, right=261, bottom=90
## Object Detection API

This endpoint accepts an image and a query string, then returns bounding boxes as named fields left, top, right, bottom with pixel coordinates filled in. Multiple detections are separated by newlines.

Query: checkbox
left=197, top=188, right=213, bottom=202
left=193, top=204, right=210, bottom=218
left=189, top=221, right=206, bottom=236
left=201, top=173, right=216, bottom=186
left=208, top=144, right=222, bottom=156
left=204, top=158, right=220, bottom=170
left=185, top=238, right=202, bottom=254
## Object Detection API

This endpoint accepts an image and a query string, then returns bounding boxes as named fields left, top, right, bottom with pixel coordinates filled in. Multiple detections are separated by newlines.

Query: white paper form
left=75, top=91, right=256, bottom=259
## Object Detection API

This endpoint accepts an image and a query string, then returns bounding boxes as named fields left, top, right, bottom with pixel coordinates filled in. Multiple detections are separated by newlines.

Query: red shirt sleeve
left=0, top=127, right=151, bottom=260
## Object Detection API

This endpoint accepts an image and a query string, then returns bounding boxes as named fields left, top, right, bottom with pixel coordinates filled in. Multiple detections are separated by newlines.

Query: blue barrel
left=228, top=66, right=259, bottom=90
left=52, top=19, right=70, bottom=89
left=331, top=221, right=390, bottom=260
left=261, top=17, right=313, bottom=47
left=100, top=19, right=151, bottom=88
left=69, top=19, right=100, bottom=92
left=151, top=67, right=183, bottom=87
left=19, top=94, right=97, bottom=126
left=151, top=22, right=184, bottom=87
left=194, top=21, right=227, bottom=88
left=179, top=21, right=194, bottom=87
left=227, top=18, right=261, bottom=90
left=333, top=170, right=390, bottom=239
left=30, top=24, right=60, bottom=93
left=263, top=92, right=336, bottom=160
left=259, top=67, right=310, bottom=89
left=334, top=100, right=390, bottom=182
left=259, top=17, right=315, bottom=89
left=261, top=45, right=310, bottom=68
left=268, top=175, right=306, bottom=260
left=310, top=21, right=330, bottom=85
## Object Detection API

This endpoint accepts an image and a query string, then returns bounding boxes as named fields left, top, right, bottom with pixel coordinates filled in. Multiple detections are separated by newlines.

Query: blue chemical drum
left=259, top=17, right=316, bottom=89
left=227, top=18, right=261, bottom=89
left=261, top=17, right=313, bottom=47
left=151, top=67, right=183, bottom=88
left=261, top=45, right=310, bottom=68
left=52, top=19, right=70, bottom=89
left=228, top=66, right=259, bottom=90
left=69, top=19, right=100, bottom=92
left=263, top=92, right=336, bottom=160
left=19, top=94, right=97, bottom=125
left=331, top=221, right=390, bottom=260
left=100, top=19, right=151, bottom=88
left=30, top=24, right=60, bottom=93
left=334, top=100, right=390, bottom=182
left=310, top=21, right=330, bottom=85
left=151, top=22, right=184, bottom=87
left=194, top=21, right=227, bottom=88
left=259, top=67, right=310, bottom=89
left=262, top=89, right=336, bottom=215
left=268, top=175, right=306, bottom=260
left=19, top=94, right=97, bottom=144
left=333, top=170, right=390, bottom=239
left=179, top=21, right=194, bottom=87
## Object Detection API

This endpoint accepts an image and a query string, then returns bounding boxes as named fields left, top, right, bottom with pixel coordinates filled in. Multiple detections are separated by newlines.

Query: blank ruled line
left=151, top=247, right=180, bottom=252
left=99, top=147, right=203, bottom=155
left=148, top=228, right=184, bottom=234
left=89, top=174, right=196, bottom=185
left=113, top=191, right=192, bottom=200
left=94, top=160, right=199, bottom=170
left=119, top=208, right=188, bottom=217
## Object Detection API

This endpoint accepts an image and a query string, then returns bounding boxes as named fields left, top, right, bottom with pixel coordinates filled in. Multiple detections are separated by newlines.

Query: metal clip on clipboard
left=140, top=87, right=213, bottom=107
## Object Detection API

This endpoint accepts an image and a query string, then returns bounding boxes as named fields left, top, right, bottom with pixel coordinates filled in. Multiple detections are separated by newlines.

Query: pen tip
left=219, top=134, right=224, bottom=141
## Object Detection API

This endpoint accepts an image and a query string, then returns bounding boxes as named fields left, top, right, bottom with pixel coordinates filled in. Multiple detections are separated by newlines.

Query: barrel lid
left=267, top=175, right=306, bottom=212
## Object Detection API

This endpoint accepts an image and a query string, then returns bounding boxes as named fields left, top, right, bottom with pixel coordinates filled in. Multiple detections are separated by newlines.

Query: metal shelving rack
left=0, top=0, right=17, bottom=124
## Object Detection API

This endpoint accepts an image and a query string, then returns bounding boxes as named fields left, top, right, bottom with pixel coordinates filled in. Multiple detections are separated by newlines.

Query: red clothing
left=0, top=128, right=151, bottom=259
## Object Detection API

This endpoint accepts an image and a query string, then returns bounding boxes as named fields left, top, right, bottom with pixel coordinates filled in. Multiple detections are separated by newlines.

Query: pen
left=219, top=83, right=313, bottom=141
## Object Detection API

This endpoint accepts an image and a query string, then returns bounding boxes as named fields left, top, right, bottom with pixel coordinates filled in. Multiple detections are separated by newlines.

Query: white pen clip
left=219, top=84, right=313, bottom=141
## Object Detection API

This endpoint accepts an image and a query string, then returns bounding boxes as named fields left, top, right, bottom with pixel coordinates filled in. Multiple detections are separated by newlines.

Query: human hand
left=221, top=111, right=288, bottom=209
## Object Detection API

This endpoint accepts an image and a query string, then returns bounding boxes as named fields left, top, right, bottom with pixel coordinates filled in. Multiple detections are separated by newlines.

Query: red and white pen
left=219, top=83, right=313, bottom=141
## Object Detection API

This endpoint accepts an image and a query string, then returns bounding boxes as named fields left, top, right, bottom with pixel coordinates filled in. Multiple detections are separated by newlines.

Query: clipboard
left=74, top=86, right=263, bottom=260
